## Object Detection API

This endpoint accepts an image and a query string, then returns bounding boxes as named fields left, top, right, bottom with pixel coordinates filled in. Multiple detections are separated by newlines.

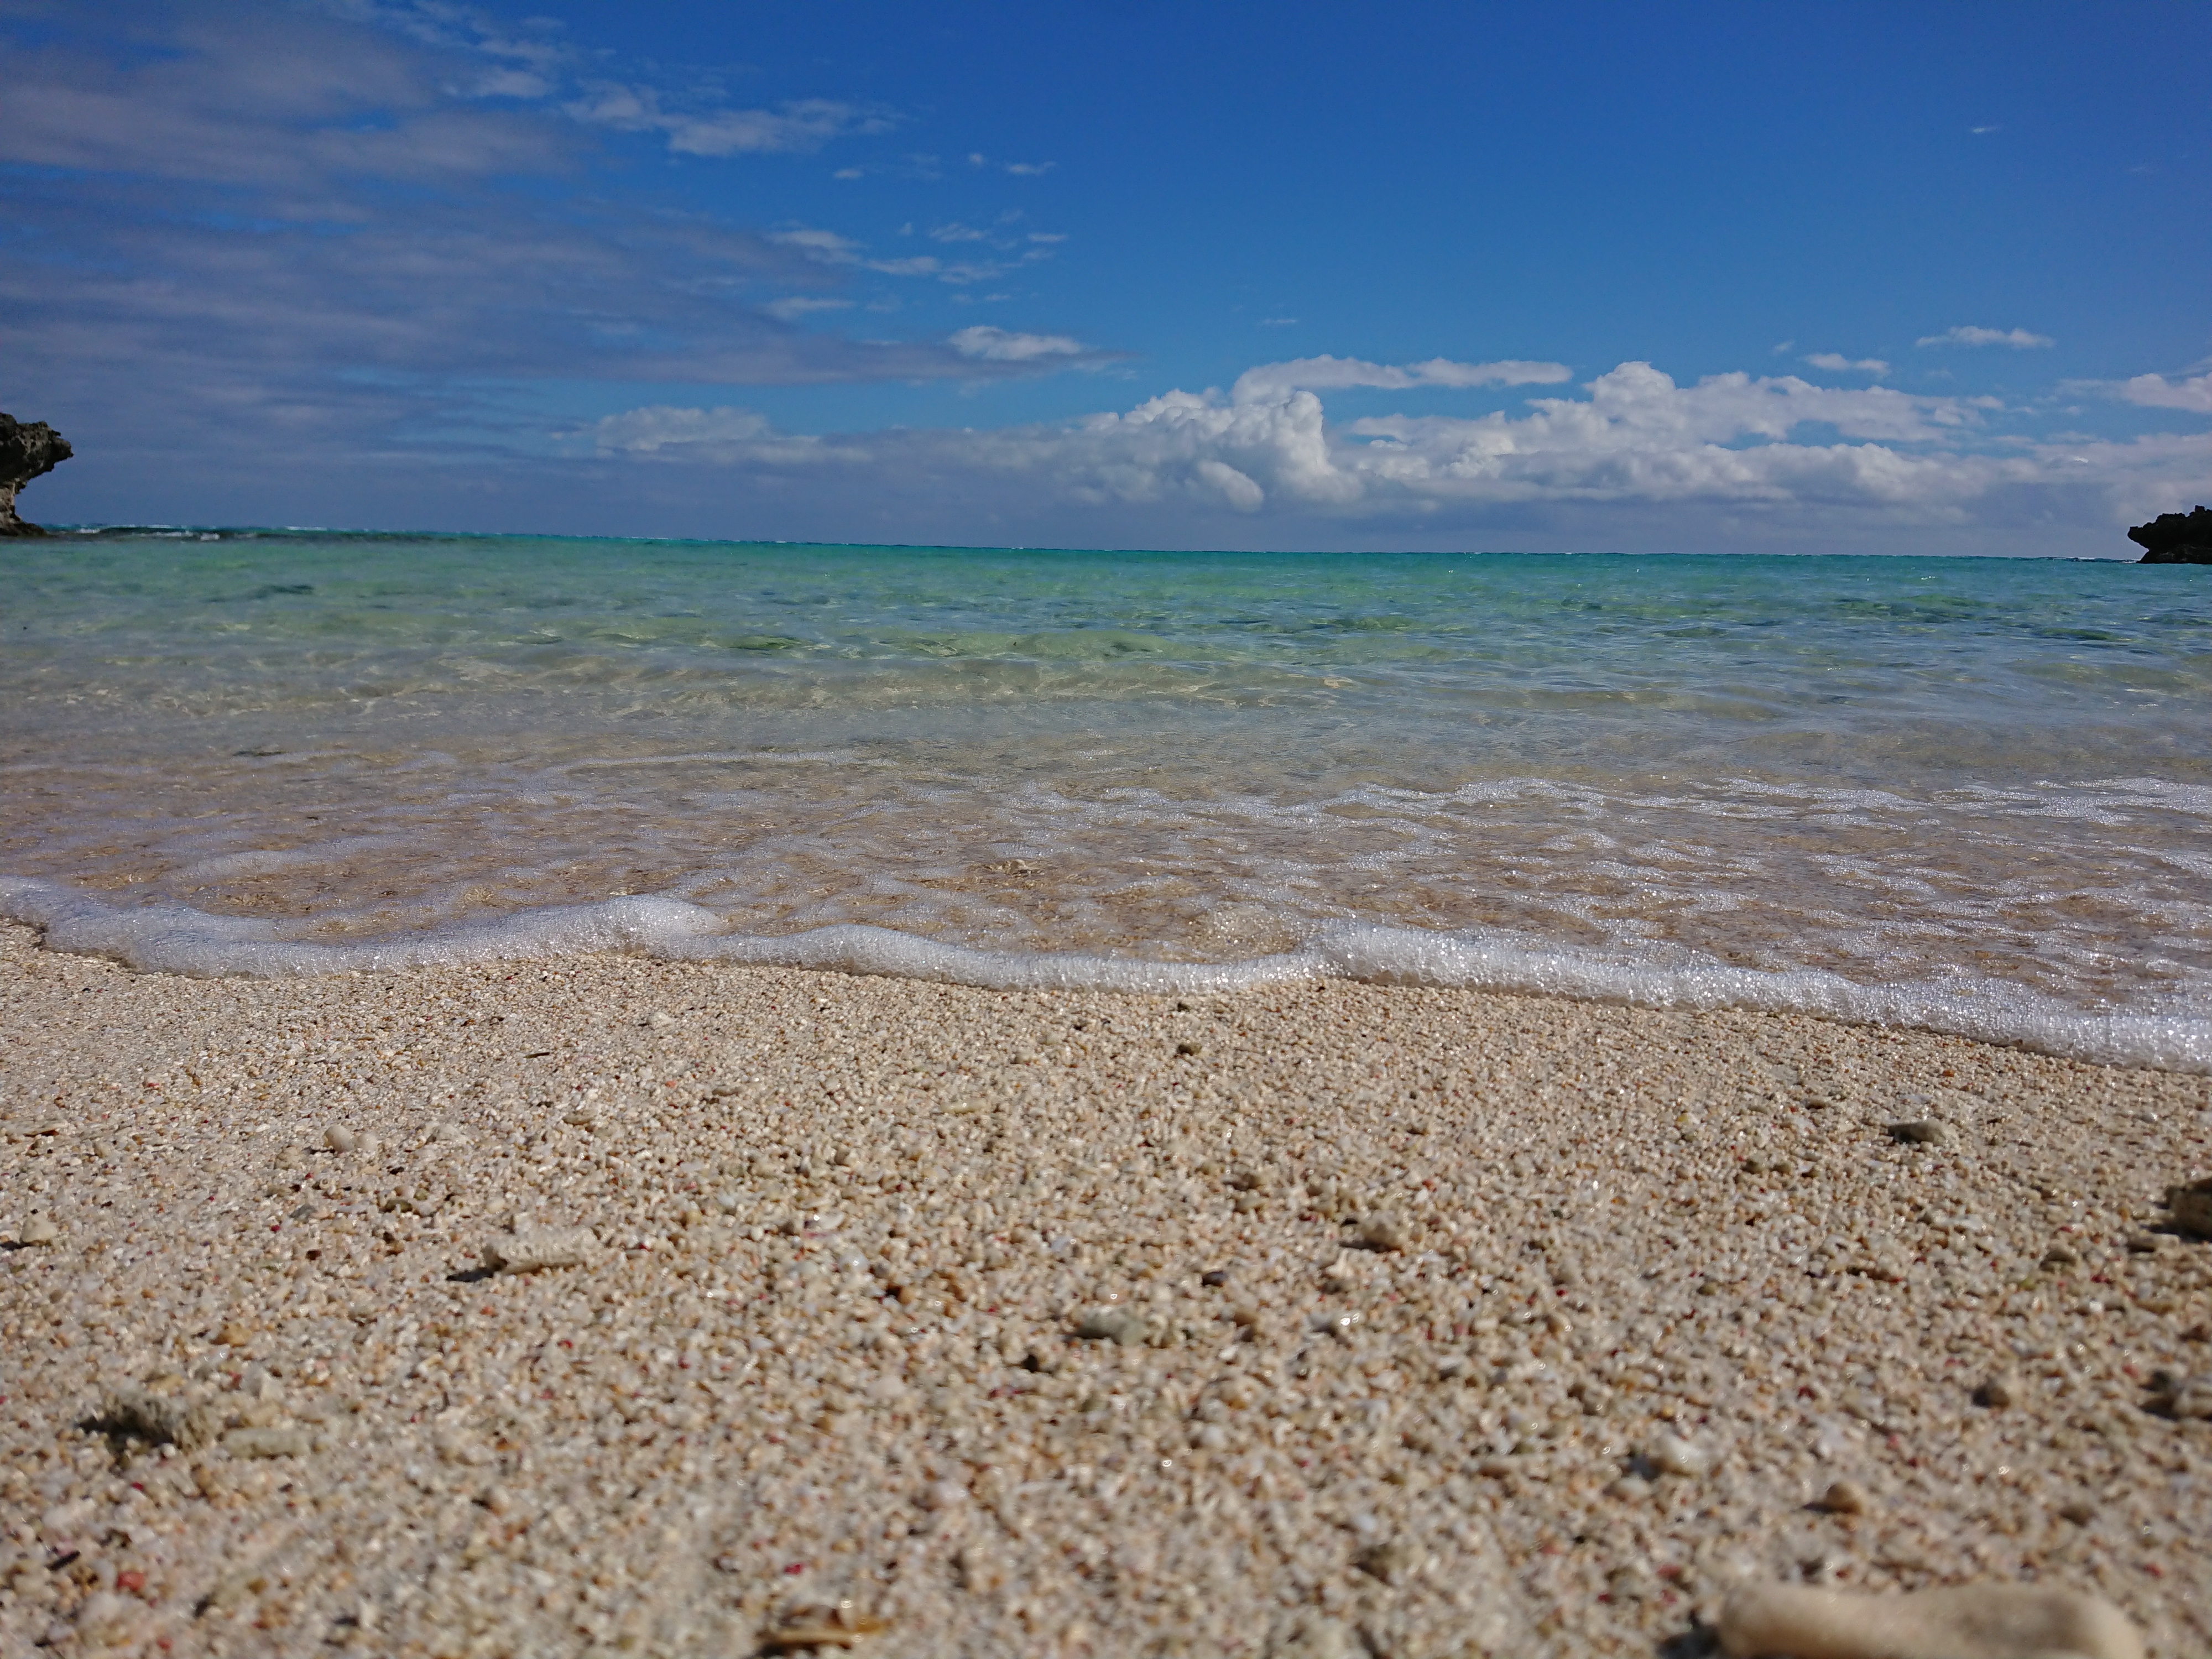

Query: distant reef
left=0, top=411, right=72, bottom=537
left=2129, top=505, right=2212, bottom=565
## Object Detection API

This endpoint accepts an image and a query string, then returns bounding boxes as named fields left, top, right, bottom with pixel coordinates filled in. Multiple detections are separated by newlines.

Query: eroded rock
left=0, top=411, right=71, bottom=536
left=2130, top=504, right=2212, bottom=565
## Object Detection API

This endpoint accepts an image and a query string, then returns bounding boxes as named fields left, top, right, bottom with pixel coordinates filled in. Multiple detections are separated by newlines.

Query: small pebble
left=2167, top=1177, right=2212, bottom=1238
left=1073, top=1306, right=1150, bottom=1346
left=1972, top=1374, right=2016, bottom=1409
left=99, top=1385, right=220, bottom=1451
left=1646, top=1432, right=1712, bottom=1478
left=1354, top=1214, right=1409, bottom=1252
left=1887, top=1119, right=1952, bottom=1146
left=1813, top=1478, right=1869, bottom=1515
left=1353, top=1538, right=1418, bottom=1585
left=1717, top=1581, right=2142, bottom=1659
left=1272, top=1616, right=1361, bottom=1659
left=2039, top=1244, right=2079, bottom=1268
left=324, top=1125, right=358, bottom=1152
left=2157, top=1374, right=2212, bottom=1420
left=225, top=1425, right=312, bottom=1459
left=18, top=1214, right=58, bottom=1246
left=71, top=1591, right=139, bottom=1648
left=216, top=1321, right=252, bottom=1347
left=482, top=1226, right=596, bottom=1272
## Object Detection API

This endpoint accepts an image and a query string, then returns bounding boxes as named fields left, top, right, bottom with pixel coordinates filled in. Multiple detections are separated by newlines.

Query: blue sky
left=4, top=0, right=2209, bottom=552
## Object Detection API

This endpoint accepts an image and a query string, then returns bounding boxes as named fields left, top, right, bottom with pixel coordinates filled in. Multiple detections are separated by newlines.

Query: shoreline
left=2, top=921, right=2208, bottom=1656
left=11, top=878, right=2212, bottom=1077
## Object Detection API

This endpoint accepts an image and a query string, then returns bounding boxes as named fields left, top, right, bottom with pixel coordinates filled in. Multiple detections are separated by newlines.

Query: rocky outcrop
left=2129, top=504, right=2212, bottom=564
left=0, top=411, right=73, bottom=537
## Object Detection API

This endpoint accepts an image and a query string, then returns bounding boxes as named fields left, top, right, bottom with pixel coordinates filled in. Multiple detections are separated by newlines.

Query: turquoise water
left=7, top=530, right=2212, bottom=1065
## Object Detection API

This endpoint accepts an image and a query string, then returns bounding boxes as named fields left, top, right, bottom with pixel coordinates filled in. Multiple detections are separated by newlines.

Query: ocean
left=6, top=530, right=2211, bottom=1068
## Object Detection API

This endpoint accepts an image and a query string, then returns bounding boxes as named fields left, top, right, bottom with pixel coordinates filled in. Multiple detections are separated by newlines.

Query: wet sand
left=2, top=920, right=2208, bottom=1657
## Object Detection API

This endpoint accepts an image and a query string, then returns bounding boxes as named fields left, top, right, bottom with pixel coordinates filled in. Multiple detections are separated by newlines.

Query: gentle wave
left=7, top=874, right=2206, bottom=1074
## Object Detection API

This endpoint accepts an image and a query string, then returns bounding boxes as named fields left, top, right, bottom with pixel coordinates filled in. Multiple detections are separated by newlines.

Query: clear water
left=7, top=530, right=2212, bottom=1066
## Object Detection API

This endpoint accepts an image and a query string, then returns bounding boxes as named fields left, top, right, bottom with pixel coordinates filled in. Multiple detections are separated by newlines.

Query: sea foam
left=7, top=874, right=2207, bottom=1074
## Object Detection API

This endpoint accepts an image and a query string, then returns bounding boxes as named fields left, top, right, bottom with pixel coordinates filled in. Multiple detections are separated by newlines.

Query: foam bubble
left=4, top=875, right=2207, bottom=1074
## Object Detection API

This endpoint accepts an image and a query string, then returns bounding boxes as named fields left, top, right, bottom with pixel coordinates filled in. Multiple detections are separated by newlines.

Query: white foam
left=5, top=874, right=2209, bottom=1074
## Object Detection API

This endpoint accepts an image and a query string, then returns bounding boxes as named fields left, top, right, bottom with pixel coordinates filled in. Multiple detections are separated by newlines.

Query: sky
left=3, top=0, right=2209, bottom=554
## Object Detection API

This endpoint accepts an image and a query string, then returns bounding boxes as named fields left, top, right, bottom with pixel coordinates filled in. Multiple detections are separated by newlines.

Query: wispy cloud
left=565, top=86, right=893, bottom=157
left=1917, top=325, right=2054, bottom=349
left=772, top=220, right=1061, bottom=286
left=1803, top=353, right=1890, bottom=375
left=948, top=326, right=1091, bottom=363
left=1229, top=355, right=1571, bottom=403
left=0, top=0, right=1103, bottom=521
left=764, top=296, right=857, bottom=321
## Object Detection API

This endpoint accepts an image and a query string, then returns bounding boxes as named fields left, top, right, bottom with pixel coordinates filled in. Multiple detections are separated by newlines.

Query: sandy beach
left=2, top=920, right=2208, bottom=1657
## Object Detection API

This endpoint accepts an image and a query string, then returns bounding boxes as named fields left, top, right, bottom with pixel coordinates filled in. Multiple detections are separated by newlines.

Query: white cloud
left=583, top=406, right=856, bottom=467
left=764, top=296, right=855, bottom=321
left=1229, top=354, right=1572, bottom=403
left=2119, top=372, right=2212, bottom=414
left=950, top=326, right=1088, bottom=362
left=1004, top=160, right=1055, bottom=175
left=1917, top=325, right=2054, bottom=349
left=1803, top=353, right=1890, bottom=375
left=769, top=224, right=1046, bottom=286
left=564, top=86, right=891, bottom=157
left=1195, top=459, right=1265, bottom=510
left=868, top=255, right=942, bottom=276
left=768, top=227, right=865, bottom=262
left=928, top=222, right=991, bottom=243
left=589, top=359, right=2212, bottom=536
left=589, top=405, right=773, bottom=451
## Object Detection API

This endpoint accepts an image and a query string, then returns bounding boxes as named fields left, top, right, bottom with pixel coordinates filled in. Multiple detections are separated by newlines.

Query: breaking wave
left=7, top=875, right=2207, bottom=1074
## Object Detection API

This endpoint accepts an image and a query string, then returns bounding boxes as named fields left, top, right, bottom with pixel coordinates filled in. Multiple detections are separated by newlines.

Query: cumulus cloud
left=1803, top=353, right=1890, bottom=375
left=2119, top=372, right=2212, bottom=414
left=1229, top=355, right=1572, bottom=403
left=1917, top=326, right=2055, bottom=349
left=949, top=327, right=1089, bottom=362
left=583, top=359, right=2212, bottom=541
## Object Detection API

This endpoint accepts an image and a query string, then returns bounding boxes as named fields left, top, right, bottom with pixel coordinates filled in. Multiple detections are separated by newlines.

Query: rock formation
left=0, top=411, right=73, bottom=536
left=2128, top=504, right=2212, bottom=564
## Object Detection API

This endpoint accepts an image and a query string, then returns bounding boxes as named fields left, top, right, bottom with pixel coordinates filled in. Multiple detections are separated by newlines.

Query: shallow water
left=7, top=530, right=2211, bottom=1065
